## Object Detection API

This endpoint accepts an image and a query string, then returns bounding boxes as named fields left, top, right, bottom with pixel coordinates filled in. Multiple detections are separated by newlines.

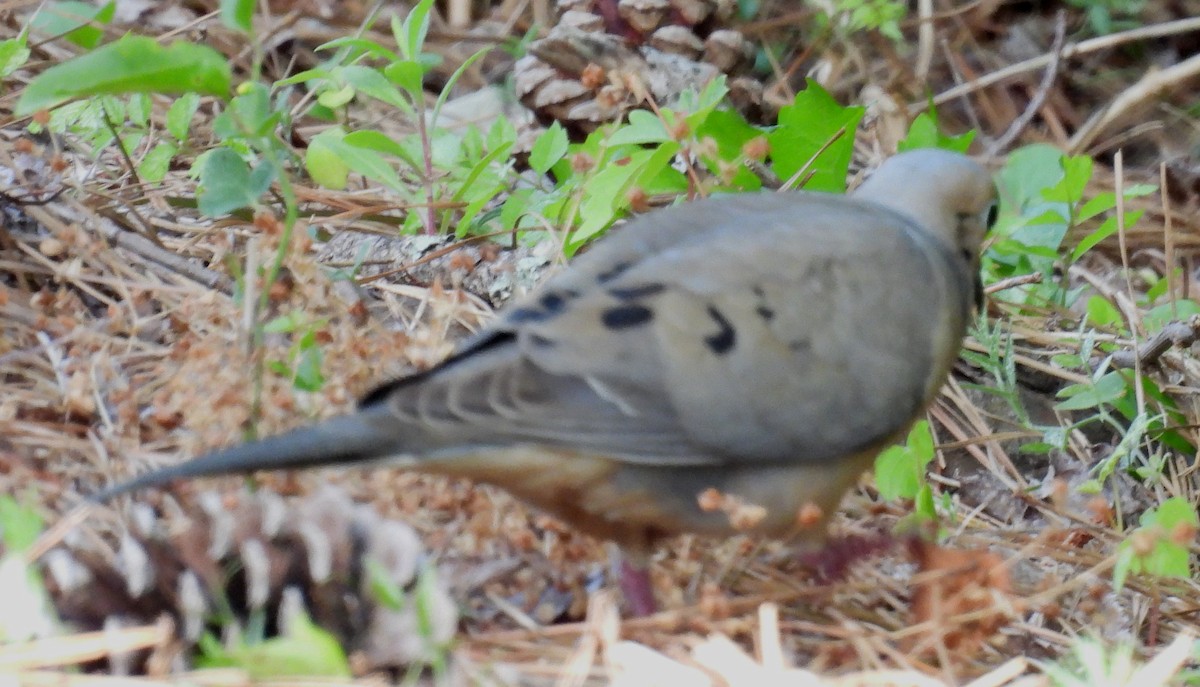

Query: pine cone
left=44, top=486, right=457, bottom=672
left=513, top=0, right=766, bottom=133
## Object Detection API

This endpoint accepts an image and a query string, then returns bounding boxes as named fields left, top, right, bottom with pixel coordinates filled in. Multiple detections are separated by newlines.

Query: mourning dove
left=92, top=149, right=997, bottom=614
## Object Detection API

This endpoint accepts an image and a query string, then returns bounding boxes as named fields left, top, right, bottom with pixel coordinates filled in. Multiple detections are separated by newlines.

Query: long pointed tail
left=90, top=408, right=401, bottom=503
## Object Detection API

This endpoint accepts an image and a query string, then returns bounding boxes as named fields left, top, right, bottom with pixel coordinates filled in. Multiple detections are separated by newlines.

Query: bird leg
left=618, top=558, right=658, bottom=616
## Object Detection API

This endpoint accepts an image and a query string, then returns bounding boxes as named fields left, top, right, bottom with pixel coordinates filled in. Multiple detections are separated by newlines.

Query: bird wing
left=367, top=192, right=973, bottom=467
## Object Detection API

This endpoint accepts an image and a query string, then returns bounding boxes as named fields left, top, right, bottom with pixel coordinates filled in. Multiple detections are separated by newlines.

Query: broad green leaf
left=197, top=148, right=275, bottom=216
left=32, top=1, right=115, bottom=50
left=213, top=85, right=276, bottom=139
left=1084, top=295, right=1122, bottom=329
left=340, top=65, right=411, bottom=111
left=16, top=36, right=230, bottom=115
left=529, top=122, right=568, bottom=174
left=306, top=130, right=350, bottom=190
left=384, top=60, right=425, bottom=101
left=0, top=36, right=31, bottom=78
left=220, top=0, right=254, bottom=33
left=138, top=141, right=177, bottom=182
left=327, top=131, right=408, bottom=195
left=695, top=109, right=762, bottom=190
left=767, top=79, right=863, bottom=192
left=873, top=420, right=935, bottom=501
left=166, top=92, right=200, bottom=141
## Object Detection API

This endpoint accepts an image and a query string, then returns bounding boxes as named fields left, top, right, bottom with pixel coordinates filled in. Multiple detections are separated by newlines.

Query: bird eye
left=985, top=202, right=999, bottom=228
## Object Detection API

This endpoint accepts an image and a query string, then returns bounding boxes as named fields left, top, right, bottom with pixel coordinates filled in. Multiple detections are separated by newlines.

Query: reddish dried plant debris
left=906, top=540, right=1018, bottom=659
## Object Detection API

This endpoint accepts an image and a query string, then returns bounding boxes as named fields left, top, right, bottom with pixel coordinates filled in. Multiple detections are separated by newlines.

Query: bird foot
left=797, top=533, right=895, bottom=583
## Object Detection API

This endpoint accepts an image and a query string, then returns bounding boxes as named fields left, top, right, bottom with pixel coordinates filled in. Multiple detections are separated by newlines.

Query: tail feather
left=91, top=409, right=400, bottom=503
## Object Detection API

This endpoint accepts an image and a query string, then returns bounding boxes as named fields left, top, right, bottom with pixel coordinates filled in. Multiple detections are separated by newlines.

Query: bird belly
left=418, top=445, right=881, bottom=553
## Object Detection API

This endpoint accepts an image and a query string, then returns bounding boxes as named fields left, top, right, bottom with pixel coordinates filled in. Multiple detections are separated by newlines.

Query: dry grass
left=2, top=0, right=1200, bottom=684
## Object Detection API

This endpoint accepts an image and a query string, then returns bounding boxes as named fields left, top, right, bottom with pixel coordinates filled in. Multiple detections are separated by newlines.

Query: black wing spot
left=608, top=283, right=666, bottom=300
left=703, top=305, right=736, bottom=355
left=529, top=333, right=556, bottom=347
left=540, top=291, right=569, bottom=313
left=751, top=285, right=774, bottom=320
left=507, top=307, right=548, bottom=323
left=602, top=304, right=654, bottom=329
left=788, top=338, right=811, bottom=352
left=597, top=261, right=633, bottom=283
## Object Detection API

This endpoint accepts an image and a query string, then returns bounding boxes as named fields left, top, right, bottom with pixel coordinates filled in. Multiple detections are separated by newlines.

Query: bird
left=90, top=148, right=997, bottom=615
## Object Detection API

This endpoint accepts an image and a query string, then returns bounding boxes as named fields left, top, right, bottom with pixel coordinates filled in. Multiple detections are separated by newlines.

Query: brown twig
left=985, top=12, right=1066, bottom=156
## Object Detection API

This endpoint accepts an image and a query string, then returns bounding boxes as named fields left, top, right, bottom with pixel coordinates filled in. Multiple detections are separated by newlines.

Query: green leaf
left=1072, top=211, right=1144, bottom=261
left=166, top=92, right=200, bottom=141
left=293, top=334, right=325, bottom=392
left=1084, top=295, right=1122, bottom=329
left=16, top=36, right=231, bottom=115
left=33, top=1, right=115, bottom=50
left=767, top=80, right=863, bottom=192
left=262, top=311, right=305, bottom=334
left=1143, top=299, right=1200, bottom=333
left=197, top=609, right=351, bottom=678
left=0, top=36, right=31, bottom=79
left=317, top=83, right=355, bottom=109
left=1055, top=371, right=1129, bottom=411
left=873, top=420, right=935, bottom=501
left=366, top=558, right=407, bottom=611
left=213, top=85, right=277, bottom=139
left=607, top=110, right=671, bottom=146
left=431, top=46, right=492, bottom=126
left=338, top=65, right=411, bottom=112
left=397, top=0, right=435, bottom=61
left=898, top=111, right=975, bottom=153
left=220, top=0, right=255, bottom=33
left=138, top=141, right=177, bottom=182
left=1114, top=497, right=1198, bottom=591
left=529, top=122, right=568, bottom=174
left=324, top=130, right=408, bottom=195
left=197, top=148, right=275, bottom=217
left=306, top=130, right=351, bottom=190
left=384, top=60, right=425, bottom=101
left=694, top=109, right=762, bottom=190
left=0, top=497, right=44, bottom=552
left=315, top=36, right=401, bottom=63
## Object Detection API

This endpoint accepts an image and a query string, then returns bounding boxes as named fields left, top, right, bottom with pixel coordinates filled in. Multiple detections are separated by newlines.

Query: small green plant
left=0, top=495, right=58, bottom=642
left=874, top=420, right=943, bottom=530
left=196, top=606, right=352, bottom=678
left=1112, top=497, right=1197, bottom=591
left=1064, top=0, right=1146, bottom=36
left=366, top=560, right=456, bottom=682
left=1041, top=636, right=1150, bottom=686
left=808, top=0, right=906, bottom=42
